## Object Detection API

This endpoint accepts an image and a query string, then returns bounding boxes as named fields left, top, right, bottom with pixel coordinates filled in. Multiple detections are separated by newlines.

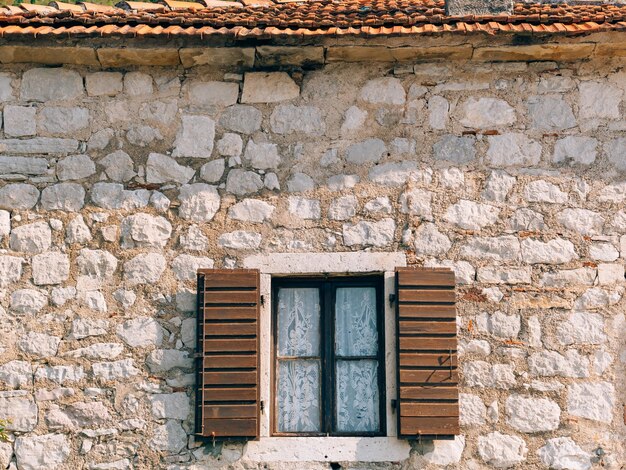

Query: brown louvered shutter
left=395, top=267, right=459, bottom=438
left=196, top=269, right=260, bottom=440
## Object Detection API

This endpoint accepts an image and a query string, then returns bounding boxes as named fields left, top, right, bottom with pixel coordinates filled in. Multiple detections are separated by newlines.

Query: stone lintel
left=0, top=46, right=99, bottom=66
left=326, top=45, right=472, bottom=62
left=594, top=42, right=626, bottom=57
left=179, top=47, right=255, bottom=68
left=97, top=48, right=181, bottom=67
left=255, top=45, right=325, bottom=68
left=473, top=44, right=596, bottom=62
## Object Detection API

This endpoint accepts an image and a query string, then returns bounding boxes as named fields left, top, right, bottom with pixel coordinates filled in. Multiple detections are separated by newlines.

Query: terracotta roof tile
left=1, top=1, right=626, bottom=38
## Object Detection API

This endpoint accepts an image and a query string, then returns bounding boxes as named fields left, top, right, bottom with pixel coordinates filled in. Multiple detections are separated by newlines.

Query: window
left=271, top=276, right=385, bottom=436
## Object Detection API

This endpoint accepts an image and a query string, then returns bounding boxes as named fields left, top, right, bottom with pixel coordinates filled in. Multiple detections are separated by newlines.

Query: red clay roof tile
left=0, top=1, right=625, bottom=39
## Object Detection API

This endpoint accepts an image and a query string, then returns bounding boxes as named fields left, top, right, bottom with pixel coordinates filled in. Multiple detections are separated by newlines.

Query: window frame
left=270, top=275, right=386, bottom=438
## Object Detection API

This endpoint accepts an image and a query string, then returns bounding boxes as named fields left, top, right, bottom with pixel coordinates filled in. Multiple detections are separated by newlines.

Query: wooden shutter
left=196, top=269, right=260, bottom=440
left=395, top=267, right=459, bottom=438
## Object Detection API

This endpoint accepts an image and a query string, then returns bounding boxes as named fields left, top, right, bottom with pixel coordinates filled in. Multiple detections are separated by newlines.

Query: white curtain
left=335, top=287, right=378, bottom=356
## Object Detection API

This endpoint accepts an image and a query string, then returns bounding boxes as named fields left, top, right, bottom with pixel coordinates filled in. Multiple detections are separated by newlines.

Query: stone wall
left=0, top=57, right=623, bottom=470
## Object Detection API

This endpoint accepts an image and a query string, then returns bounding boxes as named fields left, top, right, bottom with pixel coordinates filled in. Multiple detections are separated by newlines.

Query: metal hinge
left=388, top=293, right=396, bottom=306
left=260, top=295, right=265, bottom=306
left=391, top=399, right=397, bottom=413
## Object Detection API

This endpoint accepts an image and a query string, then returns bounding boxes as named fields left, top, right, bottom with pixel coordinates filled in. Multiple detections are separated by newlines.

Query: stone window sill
left=242, top=436, right=411, bottom=462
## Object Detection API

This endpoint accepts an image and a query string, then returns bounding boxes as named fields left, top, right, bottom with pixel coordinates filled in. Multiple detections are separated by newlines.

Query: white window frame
left=240, top=252, right=411, bottom=462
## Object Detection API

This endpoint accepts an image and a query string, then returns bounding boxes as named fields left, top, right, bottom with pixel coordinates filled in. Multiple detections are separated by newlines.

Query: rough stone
left=579, top=81, right=622, bottom=119
left=328, top=196, right=358, bottom=221
left=345, top=138, right=386, bottom=164
left=172, top=115, right=215, bottom=158
left=460, top=393, right=486, bottom=425
left=528, top=350, right=589, bottom=378
left=146, top=153, right=196, bottom=184
left=150, top=392, right=190, bottom=420
left=0, top=255, right=23, bottom=286
left=270, top=104, right=325, bottom=135
left=216, top=133, right=243, bottom=157
left=463, top=361, right=516, bottom=389
left=461, top=97, right=516, bottom=128
left=32, top=252, right=70, bottom=285
left=86, top=72, right=123, bottom=96
left=121, top=213, right=172, bottom=249
left=343, top=218, right=395, bottom=247
left=553, top=136, right=597, bottom=165
left=0, top=360, right=33, bottom=388
left=556, top=208, right=604, bottom=235
left=219, top=105, right=262, bottom=134
left=77, top=249, right=118, bottom=280
left=506, top=395, right=560, bottom=432
left=15, top=434, right=71, bottom=470
left=287, top=173, right=315, bottom=192
left=241, top=72, right=299, bottom=103
left=188, top=80, right=239, bottom=107
left=117, top=317, right=165, bottom=348
left=68, top=318, right=109, bottom=340
left=100, top=150, right=136, bottom=182
left=288, top=197, right=321, bottom=220
left=475, top=311, right=522, bottom=338
left=444, top=199, right=499, bottom=230
left=39, top=106, right=89, bottom=135
left=538, top=437, right=592, bottom=470
left=520, top=238, right=578, bottom=264
left=90, top=183, right=150, bottom=210
left=540, top=268, right=596, bottom=287
left=557, top=311, right=606, bottom=345
left=414, top=223, right=452, bottom=257
left=124, top=71, right=153, bottom=96
left=243, top=140, right=281, bottom=170
left=21, top=68, right=83, bottom=101
left=359, top=77, right=406, bottom=105
left=10, top=221, right=51, bottom=253
left=124, top=253, right=166, bottom=285
left=567, top=382, right=615, bottom=423
left=399, top=188, right=433, bottom=219
left=422, top=436, right=465, bottom=466
left=178, top=183, right=221, bottom=222
left=146, top=349, right=193, bottom=372
left=0, top=395, right=37, bottom=431
left=478, top=432, right=527, bottom=468
left=482, top=170, right=516, bottom=202
left=200, top=159, right=225, bottom=183
left=228, top=199, right=275, bottom=223
left=4, top=105, right=36, bottom=137
left=527, top=95, right=576, bottom=130
left=428, top=95, right=449, bottom=129
left=126, top=125, right=163, bottom=147
left=41, top=183, right=85, bottom=211
left=460, top=236, right=520, bottom=262
left=486, top=133, right=542, bottom=167
left=368, top=162, right=420, bottom=186
left=226, top=169, right=263, bottom=196
left=35, top=365, right=84, bottom=384
left=218, top=231, right=262, bottom=250
left=172, top=254, right=214, bottom=281
left=433, top=135, right=476, bottom=164
left=150, top=420, right=188, bottom=453
left=0, top=183, right=39, bottom=210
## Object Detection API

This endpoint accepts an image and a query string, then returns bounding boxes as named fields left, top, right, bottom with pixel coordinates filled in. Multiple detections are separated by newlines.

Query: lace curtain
left=277, top=288, right=321, bottom=432
left=335, top=287, right=379, bottom=432
left=276, top=286, right=380, bottom=433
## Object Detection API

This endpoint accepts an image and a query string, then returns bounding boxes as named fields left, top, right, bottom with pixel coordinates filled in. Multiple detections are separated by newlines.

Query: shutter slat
left=399, top=337, right=457, bottom=350
left=400, top=403, right=460, bottom=417
left=399, top=417, right=459, bottom=436
left=203, top=355, right=257, bottom=369
left=203, top=323, right=257, bottom=337
left=396, top=267, right=459, bottom=439
left=400, top=386, right=459, bottom=400
left=202, top=306, right=257, bottom=320
left=399, top=353, right=457, bottom=367
left=202, top=387, right=257, bottom=402
left=399, top=370, right=458, bottom=384
left=399, top=321, right=457, bottom=334
left=203, top=418, right=257, bottom=437
left=196, top=269, right=260, bottom=440
left=399, top=304, right=456, bottom=319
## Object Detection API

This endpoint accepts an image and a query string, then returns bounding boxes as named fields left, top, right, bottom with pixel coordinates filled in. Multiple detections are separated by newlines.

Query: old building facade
left=0, top=0, right=624, bottom=469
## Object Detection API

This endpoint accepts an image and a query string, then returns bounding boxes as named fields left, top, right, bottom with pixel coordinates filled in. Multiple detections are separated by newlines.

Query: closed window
left=272, top=276, right=385, bottom=436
